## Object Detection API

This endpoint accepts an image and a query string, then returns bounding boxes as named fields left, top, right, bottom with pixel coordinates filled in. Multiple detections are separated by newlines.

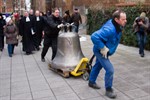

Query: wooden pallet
left=48, top=63, right=70, bottom=78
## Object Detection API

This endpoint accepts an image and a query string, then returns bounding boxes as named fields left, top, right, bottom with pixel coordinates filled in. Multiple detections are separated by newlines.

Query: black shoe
left=36, top=47, right=40, bottom=51
left=105, top=88, right=117, bottom=99
left=9, top=54, right=12, bottom=57
left=26, top=52, right=32, bottom=55
left=88, top=82, right=100, bottom=89
left=41, top=58, right=45, bottom=62
left=140, top=53, right=144, bottom=57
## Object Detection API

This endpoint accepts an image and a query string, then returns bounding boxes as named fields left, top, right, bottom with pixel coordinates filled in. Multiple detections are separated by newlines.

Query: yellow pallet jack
left=70, top=58, right=88, bottom=76
left=70, top=55, right=95, bottom=80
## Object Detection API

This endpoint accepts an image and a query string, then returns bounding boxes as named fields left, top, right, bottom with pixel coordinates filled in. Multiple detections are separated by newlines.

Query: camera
left=135, top=18, right=144, bottom=25
left=136, top=18, right=142, bottom=24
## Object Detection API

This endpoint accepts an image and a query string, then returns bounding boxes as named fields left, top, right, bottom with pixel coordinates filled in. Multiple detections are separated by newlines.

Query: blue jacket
left=91, top=19, right=122, bottom=56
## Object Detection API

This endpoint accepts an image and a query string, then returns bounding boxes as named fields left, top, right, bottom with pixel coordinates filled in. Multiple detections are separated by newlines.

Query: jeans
left=8, top=44, right=15, bottom=56
left=137, top=32, right=147, bottom=55
left=89, top=51, right=114, bottom=89
left=75, top=25, right=79, bottom=33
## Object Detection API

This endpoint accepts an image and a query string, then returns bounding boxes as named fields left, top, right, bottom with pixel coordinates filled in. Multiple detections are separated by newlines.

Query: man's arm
left=79, top=14, right=82, bottom=24
left=91, top=28, right=112, bottom=50
left=47, top=16, right=58, bottom=29
left=140, top=17, right=149, bottom=29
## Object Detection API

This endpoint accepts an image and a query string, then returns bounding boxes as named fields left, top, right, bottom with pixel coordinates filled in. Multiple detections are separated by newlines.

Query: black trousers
left=41, top=35, right=58, bottom=60
left=0, top=35, right=4, bottom=50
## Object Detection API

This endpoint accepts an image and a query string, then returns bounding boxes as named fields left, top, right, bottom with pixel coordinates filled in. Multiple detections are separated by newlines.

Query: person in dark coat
left=4, top=17, right=18, bottom=57
left=70, top=8, right=82, bottom=33
left=63, top=10, right=72, bottom=32
left=29, top=9, right=35, bottom=20
left=133, top=12, right=149, bottom=57
left=63, top=10, right=71, bottom=24
left=41, top=8, right=63, bottom=62
left=33, top=10, right=44, bottom=50
left=20, top=11, right=35, bottom=55
left=0, top=13, right=6, bottom=51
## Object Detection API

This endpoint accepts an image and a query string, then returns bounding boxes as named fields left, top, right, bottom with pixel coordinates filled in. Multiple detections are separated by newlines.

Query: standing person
left=0, top=13, right=6, bottom=51
left=133, top=12, right=149, bottom=57
left=20, top=11, right=35, bottom=55
left=29, top=9, right=35, bottom=20
left=63, top=10, right=71, bottom=31
left=41, top=8, right=63, bottom=62
left=88, top=10, right=127, bottom=99
left=70, top=8, right=82, bottom=33
left=4, top=17, right=18, bottom=57
left=18, top=15, right=23, bottom=36
left=34, top=10, right=44, bottom=50
left=63, top=10, right=71, bottom=24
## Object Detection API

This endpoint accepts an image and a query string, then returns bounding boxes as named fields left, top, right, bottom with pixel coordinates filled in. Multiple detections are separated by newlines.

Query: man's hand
left=57, top=24, right=64, bottom=28
left=100, top=46, right=109, bottom=59
left=138, top=21, right=143, bottom=25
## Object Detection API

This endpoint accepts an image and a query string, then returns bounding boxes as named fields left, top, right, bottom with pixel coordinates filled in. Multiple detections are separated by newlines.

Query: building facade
left=0, top=0, right=25, bottom=14
left=1, top=0, right=150, bottom=14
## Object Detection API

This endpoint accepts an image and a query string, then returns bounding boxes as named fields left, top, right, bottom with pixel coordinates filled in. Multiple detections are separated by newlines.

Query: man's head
left=29, top=9, right=34, bottom=15
left=112, top=9, right=127, bottom=27
left=52, top=8, right=60, bottom=18
left=74, top=8, right=79, bottom=13
left=35, top=10, right=40, bottom=17
left=24, top=11, right=29, bottom=17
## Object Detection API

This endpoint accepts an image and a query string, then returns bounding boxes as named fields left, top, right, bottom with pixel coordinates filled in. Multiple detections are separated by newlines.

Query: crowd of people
left=0, top=8, right=82, bottom=58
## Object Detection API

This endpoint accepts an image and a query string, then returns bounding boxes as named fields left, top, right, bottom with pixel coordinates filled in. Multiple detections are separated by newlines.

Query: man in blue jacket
left=88, top=10, right=127, bottom=99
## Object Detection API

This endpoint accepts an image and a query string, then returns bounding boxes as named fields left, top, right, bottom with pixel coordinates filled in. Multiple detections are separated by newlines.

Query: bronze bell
left=51, top=25, right=84, bottom=72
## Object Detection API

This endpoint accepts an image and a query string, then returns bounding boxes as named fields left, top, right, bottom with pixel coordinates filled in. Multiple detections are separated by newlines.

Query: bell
left=51, top=25, right=84, bottom=72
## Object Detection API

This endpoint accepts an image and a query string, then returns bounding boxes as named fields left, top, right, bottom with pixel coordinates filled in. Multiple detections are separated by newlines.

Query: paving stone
left=135, top=96, right=150, bottom=100
left=104, top=92, right=131, bottom=100
left=49, top=80, right=69, bottom=89
left=85, top=96, right=106, bottom=100
left=114, top=80, right=138, bottom=92
left=34, top=96, right=57, bottom=100
left=65, top=77, right=87, bottom=86
left=30, top=83, right=50, bottom=92
left=141, top=85, right=150, bottom=95
left=11, top=92, right=32, bottom=100
left=32, top=89, right=54, bottom=99
left=0, top=96, right=10, bottom=100
left=55, top=93, right=80, bottom=100
left=77, top=89, right=100, bottom=99
left=0, top=88, right=10, bottom=97
left=51, top=86, right=74, bottom=96
left=123, top=88, right=149, bottom=99
left=0, top=79, right=10, bottom=89
left=11, top=86, right=31, bottom=96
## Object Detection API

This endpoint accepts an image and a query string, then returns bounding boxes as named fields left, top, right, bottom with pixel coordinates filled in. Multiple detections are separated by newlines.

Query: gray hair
left=112, top=9, right=125, bottom=19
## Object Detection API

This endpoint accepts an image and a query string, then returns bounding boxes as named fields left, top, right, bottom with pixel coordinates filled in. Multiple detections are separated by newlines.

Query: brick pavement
left=0, top=32, right=150, bottom=100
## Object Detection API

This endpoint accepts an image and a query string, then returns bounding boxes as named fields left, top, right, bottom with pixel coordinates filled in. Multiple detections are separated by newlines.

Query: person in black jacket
left=33, top=10, right=44, bottom=50
left=70, top=8, right=82, bottom=33
left=20, top=11, right=35, bottom=55
left=41, top=8, right=63, bottom=62
left=0, top=13, right=6, bottom=51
